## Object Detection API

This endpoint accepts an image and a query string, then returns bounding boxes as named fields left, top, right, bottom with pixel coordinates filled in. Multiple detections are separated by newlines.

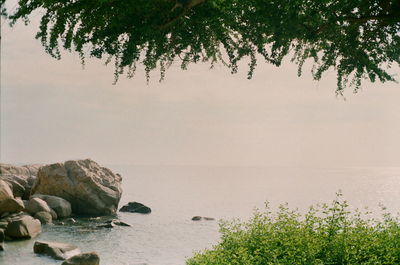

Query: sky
left=1, top=5, right=400, bottom=167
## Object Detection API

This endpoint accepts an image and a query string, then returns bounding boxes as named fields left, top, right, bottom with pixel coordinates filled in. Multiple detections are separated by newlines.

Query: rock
left=50, top=209, right=58, bottom=220
left=0, top=198, right=25, bottom=214
left=34, top=240, right=81, bottom=260
left=5, top=215, right=41, bottom=239
left=62, top=252, right=100, bottom=265
left=31, top=159, right=122, bottom=216
left=65, top=218, right=77, bottom=224
left=31, top=194, right=71, bottom=218
left=119, top=202, right=151, bottom=214
left=0, top=180, right=13, bottom=200
left=0, top=164, right=41, bottom=199
left=97, top=223, right=114, bottom=228
left=113, top=220, right=131, bottom=227
left=26, top=197, right=51, bottom=215
left=0, top=221, right=8, bottom=229
left=0, top=229, right=4, bottom=251
left=34, top=211, right=52, bottom=224
left=0, top=164, right=41, bottom=176
left=191, top=216, right=215, bottom=221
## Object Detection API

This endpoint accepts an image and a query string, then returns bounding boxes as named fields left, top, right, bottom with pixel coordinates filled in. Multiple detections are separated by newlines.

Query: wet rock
left=26, top=197, right=51, bottom=215
left=5, top=215, right=41, bottom=239
left=0, top=221, right=8, bottom=230
left=119, top=202, right=151, bottom=214
left=97, top=223, right=114, bottom=228
left=192, top=216, right=215, bottom=221
left=34, top=211, right=52, bottom=224
left=65, top=218, right=77, bottom=224
left=191, top=216, right=202, bottom=221
left=0, top=198, right=24, bottom=215
left=62, top=252, right=100, bottom=265
left=113, top=220, right=131, bottom=227
left=0, top=229, right=4, bottom=251
left=34, top=240, right=81, bottom=260
left=31, top=159, right=122, bottom=216
left=31, top=194, right=72, bottom=218
left=0, top=180, right=13, bottom=200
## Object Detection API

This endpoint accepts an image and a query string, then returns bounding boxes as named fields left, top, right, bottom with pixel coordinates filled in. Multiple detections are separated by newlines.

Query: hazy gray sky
left=1, top=9, right=400, bottom=167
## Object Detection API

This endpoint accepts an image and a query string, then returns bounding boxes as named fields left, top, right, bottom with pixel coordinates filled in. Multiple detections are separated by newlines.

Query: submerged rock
left=191, top=216, right=215, bottom=221
left=62, top=252, right=100, bottom=265
left=5, top=215, right=41, bottom=239
left=31, top=194, right=72, bottom=218
left=33, top=240, right=81, bottom=260
left=119, top=202, right=151, bottom=214
left=31, top=159, right=122, bottom=216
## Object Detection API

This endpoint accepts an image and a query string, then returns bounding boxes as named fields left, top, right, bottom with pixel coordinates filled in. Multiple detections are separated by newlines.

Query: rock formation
left=119, top=202, right=151, bottom=214
left=31, top=159, right=122, bottom=216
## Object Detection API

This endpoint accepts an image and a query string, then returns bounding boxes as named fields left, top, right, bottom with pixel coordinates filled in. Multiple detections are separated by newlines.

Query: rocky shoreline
left=0, top=159, right=136, bottom=265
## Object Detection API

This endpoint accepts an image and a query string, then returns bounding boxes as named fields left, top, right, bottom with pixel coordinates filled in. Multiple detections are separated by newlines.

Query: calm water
left=1, top=166, right=400, bottom=265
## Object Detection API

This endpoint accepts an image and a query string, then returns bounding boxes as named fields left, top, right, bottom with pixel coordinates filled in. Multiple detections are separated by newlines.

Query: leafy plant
left=187, top=193, right=400, bottom=265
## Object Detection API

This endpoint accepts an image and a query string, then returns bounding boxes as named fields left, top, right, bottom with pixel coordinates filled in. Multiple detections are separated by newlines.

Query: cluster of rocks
left=0, top=159, right=125, bottom=264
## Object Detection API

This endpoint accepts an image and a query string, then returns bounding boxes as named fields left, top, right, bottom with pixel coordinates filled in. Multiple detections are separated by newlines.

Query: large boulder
left=31, top=159, right=122, bottom=216
left=119, top=202, right=151, bottom=214
left=62, top=252, right=100, bottom=265
left=0, top=180, right=14, bottom=200
left=34, top=241, right=81, bottom=260
left=0, top=164, right=41, bottom=199
left=0, top=198, right=25, bottom=214
left=31, top=194, right=71, bottom=218
left=4, top=215, right=41, bottom=239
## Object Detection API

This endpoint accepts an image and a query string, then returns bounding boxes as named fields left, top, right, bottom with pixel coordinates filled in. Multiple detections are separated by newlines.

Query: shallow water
left=1, top=166, right=400, bottom=265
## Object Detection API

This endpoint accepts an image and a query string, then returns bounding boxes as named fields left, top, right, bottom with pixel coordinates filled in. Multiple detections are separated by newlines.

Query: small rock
left=33, top=240, right=81, bottom=260
left=203, top=217, right=215, bottom=221
left=50, top=209, right=58, bottom=220
left=191, top=216, right=202, bottom=221
left=26, top=197, right=51, bottom=215
left=5, top=215, right=41, bottom=239
left=0, top=221, right=8, bottom=229
left=62, top=252, right=100, bottom=265
left=65, top=218, right=76, bottom=224
left=34, top=211, right=53, bottom=224
left=113, top=221, right=131, bottom=227
left=119, top=202, right=151, bottom=214
left=97, top=223, right=114, bottom=228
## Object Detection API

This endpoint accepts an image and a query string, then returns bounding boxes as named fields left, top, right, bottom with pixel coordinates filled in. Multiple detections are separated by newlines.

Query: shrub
left=187, top=193, right=400, bottom=265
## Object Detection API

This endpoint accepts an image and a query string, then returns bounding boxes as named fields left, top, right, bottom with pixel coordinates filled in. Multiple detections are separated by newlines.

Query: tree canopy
left=4, top=0, right=400, bottom=93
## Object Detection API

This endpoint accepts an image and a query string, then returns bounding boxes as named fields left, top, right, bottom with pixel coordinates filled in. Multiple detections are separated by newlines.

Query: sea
left=1, top=165, right=400, bottom=265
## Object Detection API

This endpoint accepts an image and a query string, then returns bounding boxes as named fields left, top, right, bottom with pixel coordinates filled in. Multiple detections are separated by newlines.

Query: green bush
left=187, top=193, right=400, bottom=265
